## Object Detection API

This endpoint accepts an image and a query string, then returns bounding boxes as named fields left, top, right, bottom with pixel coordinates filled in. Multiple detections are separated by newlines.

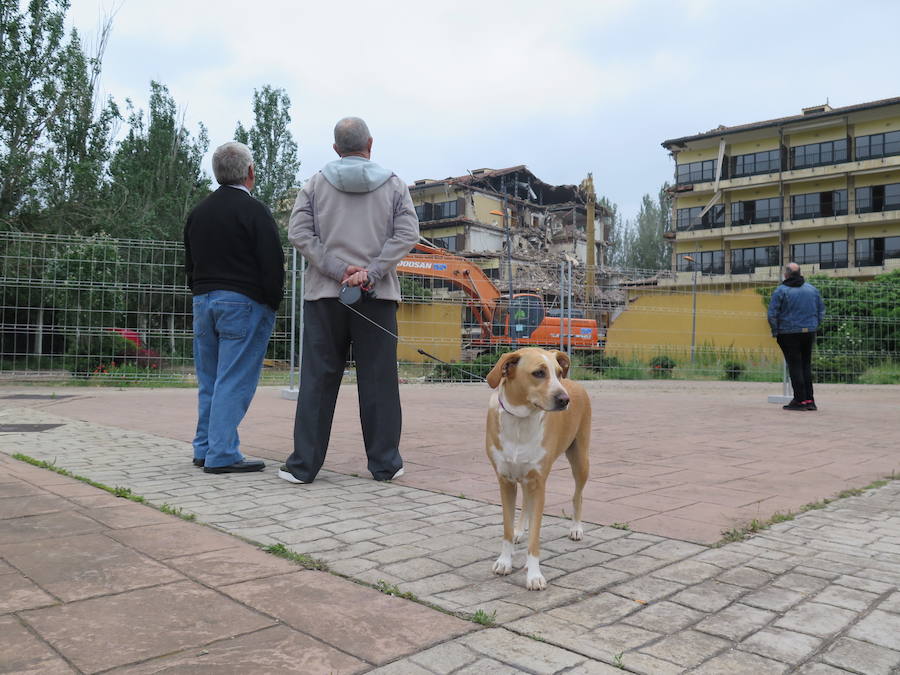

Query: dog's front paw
left=526, top=572, right=547, bottom=591
left=492, top=555, right=513, bottom=576
left=569, top=523, right=583, bottom=541
left=525, top=554, right=546, bottom=590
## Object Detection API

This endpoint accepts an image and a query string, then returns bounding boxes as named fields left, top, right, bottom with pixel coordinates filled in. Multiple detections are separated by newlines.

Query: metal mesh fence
left=0, top=232, right=295, bottom=384
left=1, top=231, right=897, bottom=386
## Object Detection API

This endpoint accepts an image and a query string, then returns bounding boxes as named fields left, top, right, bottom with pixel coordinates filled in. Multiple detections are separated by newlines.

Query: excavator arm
left=397, top=242, right=500, bottom=340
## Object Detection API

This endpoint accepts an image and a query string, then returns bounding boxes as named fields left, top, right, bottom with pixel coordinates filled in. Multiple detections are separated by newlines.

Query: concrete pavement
left=1, top=381, right=900, bottom=674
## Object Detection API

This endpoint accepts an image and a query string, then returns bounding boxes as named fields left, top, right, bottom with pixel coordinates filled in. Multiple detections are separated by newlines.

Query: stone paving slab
left=0, top=452, right=476, bottom=674
left=2, top=405, right=900, bottom=673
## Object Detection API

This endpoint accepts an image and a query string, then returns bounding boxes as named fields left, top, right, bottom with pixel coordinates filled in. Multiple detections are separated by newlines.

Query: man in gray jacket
left=768, top=262, right=826, bottom=411
left=279, top=117, right=420, bottom=483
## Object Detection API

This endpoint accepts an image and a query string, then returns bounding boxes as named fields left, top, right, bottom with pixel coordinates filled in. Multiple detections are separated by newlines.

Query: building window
left=677, top=250, right=724, bottom=274
left=676, top=159, right=716, bottom=185
left=731, top=197, right=783, bottom=225
left=791, top=189, right=848, bottom=219
left=856, top=236, right=900, bottom=266
left=856, top=130, right=900, bottom=160
left=731, top=246, right=780, bottom=274
left=731, top=149, right=782, bottom=177
left=790, top=138, right=849, bottom=169
left=855, top=183, right=900, bottom=214
left=675, top=204, right=724, bottom=231
left=415, top=200, right=458, bottom=222
left=790, top=240, right=848, bottom=269
left=432, top=200, right=458, bottom=220
left=432, top=234, right=464, bottom=252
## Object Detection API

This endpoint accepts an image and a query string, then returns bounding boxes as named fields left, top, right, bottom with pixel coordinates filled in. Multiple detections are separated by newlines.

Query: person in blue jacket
left=768, top=262, right=826, bottom=411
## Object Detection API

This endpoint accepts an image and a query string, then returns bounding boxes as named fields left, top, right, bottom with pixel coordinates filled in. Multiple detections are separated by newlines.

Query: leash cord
left=339, top=300, right=486, bottom=382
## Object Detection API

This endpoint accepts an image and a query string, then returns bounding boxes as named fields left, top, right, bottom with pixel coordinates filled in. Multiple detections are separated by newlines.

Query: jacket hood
left=783, top=273, right=805, bottom=287
left=321, top=156, right=393, bottom=193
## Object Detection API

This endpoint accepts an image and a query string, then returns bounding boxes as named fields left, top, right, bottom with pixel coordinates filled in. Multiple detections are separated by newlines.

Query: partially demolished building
left=408, top=166, right=612, bottom=297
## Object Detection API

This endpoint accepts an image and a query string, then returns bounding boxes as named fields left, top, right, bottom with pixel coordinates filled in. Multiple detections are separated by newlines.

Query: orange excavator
left=397, top=242, right=600, bottom=350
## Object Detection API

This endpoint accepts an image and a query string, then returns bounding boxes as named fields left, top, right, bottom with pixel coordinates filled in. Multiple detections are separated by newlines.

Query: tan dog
left=485, top=348, right=591, bottom=590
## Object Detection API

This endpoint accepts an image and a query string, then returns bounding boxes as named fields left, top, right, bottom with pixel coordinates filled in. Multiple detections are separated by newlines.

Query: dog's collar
left=497, top=391, right=530, bottom=418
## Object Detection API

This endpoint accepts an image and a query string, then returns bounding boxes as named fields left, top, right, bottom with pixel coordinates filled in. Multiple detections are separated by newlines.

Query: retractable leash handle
left=339, top=284, right=363, bottom=306
left=338, top=282, right=375, bottom=307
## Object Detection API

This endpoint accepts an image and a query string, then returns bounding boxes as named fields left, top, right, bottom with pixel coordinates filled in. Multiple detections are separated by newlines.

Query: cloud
left=64, top=0, right=900, bottom=222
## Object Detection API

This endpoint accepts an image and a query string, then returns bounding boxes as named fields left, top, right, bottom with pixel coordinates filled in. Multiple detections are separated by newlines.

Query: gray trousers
left=286, top=298, right=403, bottom=482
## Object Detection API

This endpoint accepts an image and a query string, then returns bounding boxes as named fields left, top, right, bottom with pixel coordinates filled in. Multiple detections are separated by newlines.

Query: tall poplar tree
left=103, top=81, right=210, bottom=240
left=234, top=85, right=301, bottom=222
left=0, top=0, right=116, bottom=228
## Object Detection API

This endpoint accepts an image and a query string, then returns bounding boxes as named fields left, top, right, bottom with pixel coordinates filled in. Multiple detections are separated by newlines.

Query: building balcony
left=671, top=207, right=900, bottom=243
left=660, top=257, right=900, bottom=287
left=676, top=153, right=900, bottom=195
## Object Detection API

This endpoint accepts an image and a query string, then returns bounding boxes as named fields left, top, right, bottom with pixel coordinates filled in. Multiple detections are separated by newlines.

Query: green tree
left=234, top=85, right=301, bottom=222
left=31, top=19, right=119, bottom=232
left=103, top=81, right=210, bottom=240
left=43, top=234, right=126, bottom=373
left=619, top=183, right=672, bottom=271
left=598, top=196, right=626, bottom=267
left=0, top=0, right=116, bottom=229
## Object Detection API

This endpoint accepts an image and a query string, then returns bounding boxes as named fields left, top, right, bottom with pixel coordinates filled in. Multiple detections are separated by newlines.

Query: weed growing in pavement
left=374, top=579, right=418, bottom=601
left=113, top=486, right=145, bottom=502
left=471, top=609, right=497, bottom=626
left=719, top=518, right=766, bottom=544
left=613, top=652, right=625, bottom=669
left=611, top=522, right=630, bottom=530
left=13, top=453, right=68, bottom=473
left=527, top=633, right=547, bottom=643
left=159, top=503, right=196, bottom=521
left=263, top=544, right=329, bottom=571
left=12, top=453, right=145, bottom=504
left=716, top=476, right=899, bottom=546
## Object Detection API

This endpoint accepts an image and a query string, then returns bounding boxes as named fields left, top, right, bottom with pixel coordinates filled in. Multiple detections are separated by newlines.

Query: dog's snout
left=554, top=393, right=570, bottom=410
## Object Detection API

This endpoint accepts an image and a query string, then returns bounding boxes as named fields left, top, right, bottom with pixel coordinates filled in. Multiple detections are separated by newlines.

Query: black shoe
left=803, top=399, right=818, bottom=411
left=203, top=460, right=265, bottom=474
left=192, top=458, right=205, bottom=468
left=783, top=400, right=807, bottom=411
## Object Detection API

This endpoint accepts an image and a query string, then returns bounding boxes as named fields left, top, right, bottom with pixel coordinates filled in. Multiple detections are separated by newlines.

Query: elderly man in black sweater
left=184, top=141, right=284, bottom=473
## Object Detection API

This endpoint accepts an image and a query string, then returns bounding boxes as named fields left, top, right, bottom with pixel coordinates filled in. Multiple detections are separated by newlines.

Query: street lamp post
left=683, top=256, right=698, bottom=363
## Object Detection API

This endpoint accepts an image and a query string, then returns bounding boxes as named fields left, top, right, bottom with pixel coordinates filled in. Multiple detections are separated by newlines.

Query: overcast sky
left=67, top=0, right=900, bottom=222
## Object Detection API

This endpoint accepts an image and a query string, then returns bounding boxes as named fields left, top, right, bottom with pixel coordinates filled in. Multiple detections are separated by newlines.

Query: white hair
left=212, top=141, right=253, bottom=185
left=334, top=117, right=371, bottom=154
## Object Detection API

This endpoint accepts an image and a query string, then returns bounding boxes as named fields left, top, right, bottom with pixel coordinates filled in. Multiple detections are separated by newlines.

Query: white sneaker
left=278, top=467, right=307, bottom=484
left=390, top=467, right=405, bottom=480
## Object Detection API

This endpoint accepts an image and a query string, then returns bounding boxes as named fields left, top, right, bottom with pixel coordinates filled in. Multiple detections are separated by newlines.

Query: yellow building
left=661, top=97, right=900, bottom=285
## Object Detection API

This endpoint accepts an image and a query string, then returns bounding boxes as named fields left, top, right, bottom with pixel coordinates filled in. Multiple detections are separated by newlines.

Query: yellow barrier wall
left=397, top=302, right=462, bottom=363
left=605, top=288, right=777, bottom=360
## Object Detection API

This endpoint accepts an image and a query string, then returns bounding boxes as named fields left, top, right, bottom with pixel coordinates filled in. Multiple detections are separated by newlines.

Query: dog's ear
left=552, top=350, right=571, bottom=378
left=486, top=351, right=521, bottom=389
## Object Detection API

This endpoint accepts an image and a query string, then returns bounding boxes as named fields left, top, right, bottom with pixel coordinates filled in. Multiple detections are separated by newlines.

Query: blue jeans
left=192, top=290, right=275, bottom=468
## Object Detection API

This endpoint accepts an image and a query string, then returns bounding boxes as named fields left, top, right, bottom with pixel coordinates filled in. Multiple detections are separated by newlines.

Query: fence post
left=767, top=359, right=793, bottom=404
left=567, top=260, right=574, bottom=355
left=559, top=262, right=565, bottom=353
left=282, top=249, right=300, bottom=400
